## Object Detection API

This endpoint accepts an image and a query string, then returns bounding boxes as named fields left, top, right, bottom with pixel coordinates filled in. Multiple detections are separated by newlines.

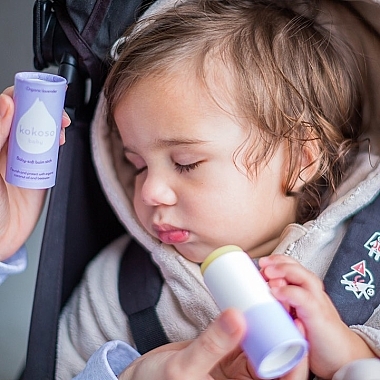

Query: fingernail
left=219, top=311, right=239, bottom=335
left=270, top=287, right=283, bottom=299
left=0, top=94, right=9, bottom=118
left=258, top=256, right=269, bottom=265
left=271, top=286, right=280, bottom=293
left=62, top=110, right=71, bottom=122
left=60, top=128, right=66, bottom=144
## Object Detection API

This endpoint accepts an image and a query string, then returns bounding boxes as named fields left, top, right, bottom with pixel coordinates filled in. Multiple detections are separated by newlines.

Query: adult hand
left=260, top=254, right=377, bottom=379
left=0, top=86, right=70, bottom=261
left=119, top=308, right=309, bottom=380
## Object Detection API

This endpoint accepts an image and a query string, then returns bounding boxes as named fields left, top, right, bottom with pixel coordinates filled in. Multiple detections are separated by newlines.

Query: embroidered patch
left=340, top=260, right=375, bottom=300
left=324, top=193, right=380, bottom=326
left=364, top=232, right=380, bottom=262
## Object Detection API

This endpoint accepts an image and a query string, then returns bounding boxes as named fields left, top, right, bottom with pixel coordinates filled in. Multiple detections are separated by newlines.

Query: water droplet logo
left=16, top=99, right=56, bottom=154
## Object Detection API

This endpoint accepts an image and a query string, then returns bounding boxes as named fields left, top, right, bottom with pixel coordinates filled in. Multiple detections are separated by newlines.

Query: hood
left=91, top=0, right=380, bottom=252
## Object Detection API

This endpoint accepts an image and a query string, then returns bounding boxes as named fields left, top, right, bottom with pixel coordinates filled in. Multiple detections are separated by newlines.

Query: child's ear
left=292, top=138, right=321, bottom=192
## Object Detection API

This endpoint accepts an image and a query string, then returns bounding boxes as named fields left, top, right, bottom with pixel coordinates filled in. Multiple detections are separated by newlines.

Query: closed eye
left=175, top=162, right=201, bottom=173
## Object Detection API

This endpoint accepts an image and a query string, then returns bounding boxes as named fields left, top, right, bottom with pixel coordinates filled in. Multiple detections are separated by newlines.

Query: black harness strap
left=118, top=239, right=169, bottom=354
left=324, top=190, right=380, bottom=326
left=53, top=0, right=105, bottom=107
left=80, top=0, right=113, bottom=44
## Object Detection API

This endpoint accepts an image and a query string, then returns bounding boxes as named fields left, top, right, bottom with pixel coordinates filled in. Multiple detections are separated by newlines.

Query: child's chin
left=175, top=244, right=213, bottom=264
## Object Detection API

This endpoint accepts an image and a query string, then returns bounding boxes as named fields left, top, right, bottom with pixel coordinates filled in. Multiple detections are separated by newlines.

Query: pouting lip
left=152, top=224, right=190, bottom=244
left=152, top=223, right=182, bottom=233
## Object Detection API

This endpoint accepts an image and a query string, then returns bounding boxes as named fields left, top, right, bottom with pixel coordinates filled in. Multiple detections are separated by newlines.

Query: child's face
left=114, top=73, right=298, bottom=262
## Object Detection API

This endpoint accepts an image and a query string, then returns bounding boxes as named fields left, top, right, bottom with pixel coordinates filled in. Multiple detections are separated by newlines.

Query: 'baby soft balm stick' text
left=201, top=245, right=308, bottom=379
left=6, top=72, right=67, bottom=189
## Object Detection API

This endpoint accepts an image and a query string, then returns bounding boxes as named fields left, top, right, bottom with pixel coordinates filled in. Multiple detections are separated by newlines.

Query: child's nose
left=141, top=173, right=177, bottom=206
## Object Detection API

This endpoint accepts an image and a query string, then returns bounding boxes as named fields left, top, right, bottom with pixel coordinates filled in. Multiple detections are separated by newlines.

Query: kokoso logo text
left=16, top=98, right=57, bottom=154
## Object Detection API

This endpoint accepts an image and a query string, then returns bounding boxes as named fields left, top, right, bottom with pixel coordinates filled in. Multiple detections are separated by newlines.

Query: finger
left=271, top=284, right=325, bottom=322
left=259, top=254, right=299, bottom=267
left=59, top=110, right=71, bottom=145
left=62, top=110, right=71, bottom=128
left=0, top=93, right=14, bottom=151
left=59, top=128, right=66, bottom=145
left=3, top=86, right=14, bottom=97
left=260, top=255, right=296, bottom=282
left=267, top=278, right=288, bottom=289
left=259, top=255, right=298, bottom=281
left=260, top=256, right=323, bottom=294
left=173, top=309, right=246, bottom=377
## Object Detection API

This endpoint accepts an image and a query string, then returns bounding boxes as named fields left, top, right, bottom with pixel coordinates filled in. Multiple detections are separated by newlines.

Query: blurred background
left=0, top=1, right=49, bottom=379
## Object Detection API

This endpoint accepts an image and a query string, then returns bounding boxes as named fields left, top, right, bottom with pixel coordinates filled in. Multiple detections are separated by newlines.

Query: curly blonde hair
left=105, top=0, right=363, bottom=223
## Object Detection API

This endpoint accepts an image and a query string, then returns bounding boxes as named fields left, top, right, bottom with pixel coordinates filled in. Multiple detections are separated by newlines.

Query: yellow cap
left=200, top=245, right=243, bottom=274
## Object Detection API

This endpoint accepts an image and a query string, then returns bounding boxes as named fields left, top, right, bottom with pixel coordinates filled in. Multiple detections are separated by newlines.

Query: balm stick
left=5, top=72, right=67, bottom=189
left=201, top=245, right=308, bottom=379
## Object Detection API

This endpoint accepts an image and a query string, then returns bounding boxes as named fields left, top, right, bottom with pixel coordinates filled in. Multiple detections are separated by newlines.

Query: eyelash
left=175, top=162, right=201, bottom=173
left=131, top=161, right=201, bottom=176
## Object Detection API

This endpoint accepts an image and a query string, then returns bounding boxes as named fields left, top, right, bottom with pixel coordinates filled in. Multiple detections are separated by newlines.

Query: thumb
left=174, top=309, right=246, bottom=376
left=0, top=93, right=14, bottom=152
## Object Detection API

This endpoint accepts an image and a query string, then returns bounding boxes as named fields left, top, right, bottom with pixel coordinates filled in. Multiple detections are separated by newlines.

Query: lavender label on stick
left=5, top=72, right=67, bottom=189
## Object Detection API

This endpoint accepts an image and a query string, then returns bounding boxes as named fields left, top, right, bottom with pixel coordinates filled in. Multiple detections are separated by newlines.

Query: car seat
left=21, top=1, right=380, bottom=379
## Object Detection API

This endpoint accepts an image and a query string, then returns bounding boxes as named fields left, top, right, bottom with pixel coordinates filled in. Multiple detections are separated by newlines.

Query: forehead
left=113, top=71, right=249, bottom=152
left=115, top=66, right=239, bottom=125
left=117, top=51, right=239, bottom=109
